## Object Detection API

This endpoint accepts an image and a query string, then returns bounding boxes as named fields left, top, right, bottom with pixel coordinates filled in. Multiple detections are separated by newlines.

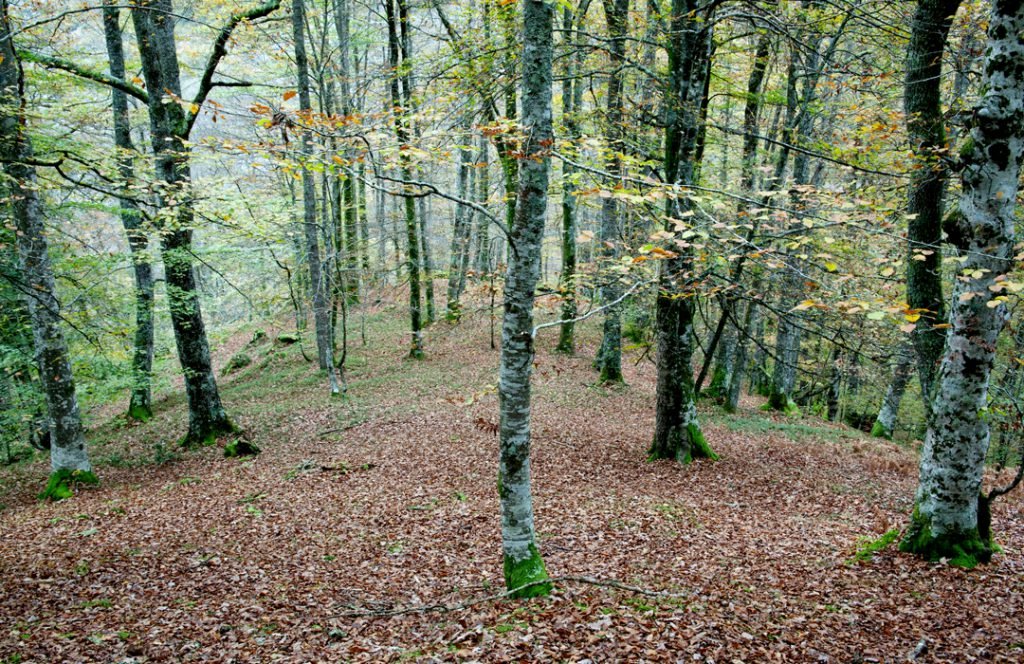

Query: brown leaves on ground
left=0, top=296, right=1021, bottom=662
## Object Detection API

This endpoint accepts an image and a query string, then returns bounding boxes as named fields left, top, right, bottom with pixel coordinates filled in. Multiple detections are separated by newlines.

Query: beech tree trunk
left=901, top=0, right=1024, bottom=566
left=649, top=0, right=716, bottom=464
left=131, top=0, right=241, bottom=446
left=294, top=0, right=341, bottom=395
left=555, top=0, right=590, bottom=354
left=904, top=0, right=962, bottom=414
left=0, top=1, right=95, bottom=496
left=102, top=0, right=155, bottom=422
left=594, top=0, right=628, bottom=383
left=445, top=135, right=473, bottom=320
left=871, top=341, right=915, bottom=439
left=497, top=0, right=554, bottom=599
left=385, top=0, right=424, bottom=357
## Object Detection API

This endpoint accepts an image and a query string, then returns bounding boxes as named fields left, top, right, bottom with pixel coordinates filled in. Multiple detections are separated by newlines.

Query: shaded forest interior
left=0, top=0, right=1023, bottom=660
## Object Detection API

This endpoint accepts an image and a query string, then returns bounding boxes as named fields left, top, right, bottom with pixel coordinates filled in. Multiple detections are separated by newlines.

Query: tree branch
left=18, top=49, right=148, bottom=103
left=185, top=0, right=281, bottom=135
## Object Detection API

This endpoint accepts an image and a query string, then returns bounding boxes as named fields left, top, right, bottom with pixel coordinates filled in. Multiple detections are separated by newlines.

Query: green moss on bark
left=648, top=423, right=717, bottom=464
left=899, top=504, right=994, bottom=568
left=765, top=390, right=800, bottom=416
left=38, top=468, right=99, bottom=502
left=503, top=543, right=552, bottom=598
left=224, top=438, right=261, bottom=458
left=127, top=403, right=153, bottom=422
left=687, top=423, right=719, bottom=462
left=870, top=420, right=892, bottom=439
left=703, top=365, right=728, bottom=399
left=181, top=419, right=239, bottom=449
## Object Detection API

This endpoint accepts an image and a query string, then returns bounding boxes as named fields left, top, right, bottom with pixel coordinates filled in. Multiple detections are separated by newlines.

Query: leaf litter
left=0, top=300, right=1021, bottom=662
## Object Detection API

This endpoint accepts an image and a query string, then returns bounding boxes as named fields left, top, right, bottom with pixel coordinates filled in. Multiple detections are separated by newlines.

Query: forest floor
left=0, top=287, right=1022, bottom=663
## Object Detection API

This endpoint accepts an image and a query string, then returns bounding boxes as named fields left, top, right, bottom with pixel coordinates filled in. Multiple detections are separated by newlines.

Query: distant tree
left=293, top=0, right=342, bottom=395
left=593, top=0, right=629, bottom=383
left=101, top=0, right=155, bottom=422
left=871, top=341, right=914, bottom=439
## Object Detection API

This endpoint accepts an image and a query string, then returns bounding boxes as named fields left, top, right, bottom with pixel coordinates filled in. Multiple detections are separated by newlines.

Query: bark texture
left=0, top=1, right=94, bottom=494
left=901, top=0, right=1024, bottom=566
left=593, top=0, right=629, bottom=383
left=649, top=0, right=716, bottom=464
left=102, top=0, right=155, bottom=421
left=497, top=0, right=554, bottom=598
left=871, top=341, right=915, bottom=439
left=904, top=0, right=962, bottom=412
left=294, top=0, right=341, bottom=395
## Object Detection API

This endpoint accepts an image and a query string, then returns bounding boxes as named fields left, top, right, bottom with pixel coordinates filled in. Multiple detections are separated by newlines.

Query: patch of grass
left=238, top=492, right=266, bottom=504
left=721, top=415, right=859, bottom=443
left=79, top=598, right=113, bottom=609
left=849, top=529, right=900, bottom=564
left=492, top=622, right=524, bottom=634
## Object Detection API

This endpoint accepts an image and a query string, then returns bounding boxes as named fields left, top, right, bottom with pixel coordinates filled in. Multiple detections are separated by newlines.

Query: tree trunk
left=446, top=133, right=473, bottom=320
left=0, top=1, right=95, bottom=497
left=594, top=0, right=629, bottom=383
left=555, top=0, right=590, bottom=354
left=102, top=0, right=155, bottom=422
left=294, top=0, right=341, bottom=395
left=726, top=295, right=757, bottom=413
left=131, top=0, right=239, bottom=446
left=498, top=0, right=554, bottom=599
left=385, top=0, right=423, bottom=357
left=474, top=131, right=492, bottom=275
left=904, top=0, right=962, bottom=414
left=871, top=341, right=915, bottom=439
left=901, top=0, right=1024, bottom=566
left=649, top=0, right=716, bottom=464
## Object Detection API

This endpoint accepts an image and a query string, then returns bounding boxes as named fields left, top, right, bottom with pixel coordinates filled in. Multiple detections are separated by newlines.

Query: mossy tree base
left=870, top=420, right=892, bottom=440
left=181, top=419, right=239, bottom=449
left=127, top=403, right=153, bottom=422
left=649, top=423, right=718, bottom=464
left=702, top=366, right=728, bottom=400
left=503, top=544, right=552, bottom=599
left=224, top=438, right=261, bottom=458
left=38, top=468, right=99, bottom=502
left=765, top=391, right=801, bottom=416
left=899, top=505, right=994, bottom=568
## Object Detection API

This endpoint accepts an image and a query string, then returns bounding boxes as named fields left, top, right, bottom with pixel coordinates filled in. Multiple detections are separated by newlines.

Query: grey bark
left=102, top=0, right=155, bottom=421
left=131, top=0, right=251, bottom=445
left=872, top=341, right=915, bottom=439
left=555, top=0, right=590, bottom=354
left=386, top=0, right=423, bottom=356
left=0, top=2, right=91, bottom=476
left=594, top=0, right=628, bottom=383
left=497, top=0, right=554, bottom=598
left=445, top=131, right=473, bottom=320
left=903, top=0, right=1024, bottom=562
left=294, top=0, right=341, bottom=395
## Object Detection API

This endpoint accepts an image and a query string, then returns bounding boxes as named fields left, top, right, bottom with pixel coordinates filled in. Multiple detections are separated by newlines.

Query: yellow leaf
left=904, top=313, right=921, bottom=323
left=824, top=261, right=838, bottom=272
left=880, top=267, right=895, bottom=277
